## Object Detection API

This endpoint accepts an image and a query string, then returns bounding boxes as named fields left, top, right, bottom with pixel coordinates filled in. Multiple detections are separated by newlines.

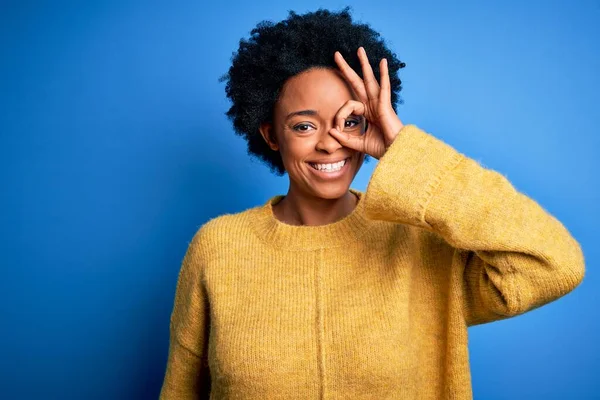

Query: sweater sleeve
left=362, top=124, right=586, bottom=327
left=159, top=229, right=211, bottom=399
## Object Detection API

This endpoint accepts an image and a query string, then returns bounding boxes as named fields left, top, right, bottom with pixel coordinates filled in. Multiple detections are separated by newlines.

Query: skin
left=259, top=47, right=404, bottom=226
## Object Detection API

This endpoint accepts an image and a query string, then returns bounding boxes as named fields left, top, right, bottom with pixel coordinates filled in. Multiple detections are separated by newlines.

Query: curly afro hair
left=220, top=7, right=406, bottom=176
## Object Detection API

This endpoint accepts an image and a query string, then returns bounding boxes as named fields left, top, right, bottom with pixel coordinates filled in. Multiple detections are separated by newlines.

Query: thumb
left=329, top=128, right=365, bottom=153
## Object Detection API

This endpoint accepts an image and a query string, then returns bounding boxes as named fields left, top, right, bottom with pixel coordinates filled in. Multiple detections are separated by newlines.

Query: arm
left=362, top=124, right=586, bottom=326
left=159, top=230, right=211, bottom=399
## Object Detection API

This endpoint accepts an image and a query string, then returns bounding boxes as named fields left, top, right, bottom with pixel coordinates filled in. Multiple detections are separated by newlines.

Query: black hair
left=220, top=7, right=406, bottom=176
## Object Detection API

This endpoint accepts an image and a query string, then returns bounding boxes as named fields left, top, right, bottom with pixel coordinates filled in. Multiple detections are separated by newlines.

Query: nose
left=315, top=126, right=343, bottom=153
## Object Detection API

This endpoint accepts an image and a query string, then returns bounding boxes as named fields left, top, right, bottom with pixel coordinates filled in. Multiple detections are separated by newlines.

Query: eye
left=293, top=123, right=315, bottom=132
left=344, top=119, right=361, bottom=129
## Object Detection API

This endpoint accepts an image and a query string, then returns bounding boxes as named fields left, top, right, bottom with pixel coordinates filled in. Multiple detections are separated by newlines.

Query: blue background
left=1, top=1, right=598, bottom=399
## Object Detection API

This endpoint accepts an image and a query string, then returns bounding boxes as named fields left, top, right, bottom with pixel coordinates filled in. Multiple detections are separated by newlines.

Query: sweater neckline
left=251, top=188, right=372, bottom=250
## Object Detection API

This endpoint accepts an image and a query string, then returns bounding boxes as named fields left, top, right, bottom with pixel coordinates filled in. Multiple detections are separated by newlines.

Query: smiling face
left=259, top=67, right=366, bottom=200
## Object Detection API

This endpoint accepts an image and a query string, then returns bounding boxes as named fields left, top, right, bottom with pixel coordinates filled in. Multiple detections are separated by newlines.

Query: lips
left=306, top=156, right=351, bottom=179
left=308, top=156, right=351, bottom=164
left=307, top=156, right=351, bottom=171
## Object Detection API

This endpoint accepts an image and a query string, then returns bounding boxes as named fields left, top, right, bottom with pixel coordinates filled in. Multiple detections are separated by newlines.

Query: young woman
left=159, top=8, right=585, bottom=399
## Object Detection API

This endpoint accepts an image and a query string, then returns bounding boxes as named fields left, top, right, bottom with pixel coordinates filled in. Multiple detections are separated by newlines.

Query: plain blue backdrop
left=1, top=1, right=598, bottom=399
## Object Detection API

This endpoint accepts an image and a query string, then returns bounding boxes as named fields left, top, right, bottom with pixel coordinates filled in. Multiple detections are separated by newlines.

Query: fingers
left=379, top=58, right=391, bottom=106
left=329, top=99, right=367, bottom=152
left=335, top=48, right=383, bottom=104
left=329, top=126, right=365, bottom=153
left=333, top=100, right=366, bottom=134
left=334, top=51, right=368, bottom=102
left=357, top=47, right=380, bottom=101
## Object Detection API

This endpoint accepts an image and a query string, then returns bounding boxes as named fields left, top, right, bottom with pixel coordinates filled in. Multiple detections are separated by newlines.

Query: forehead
left=276, top=68, right=356, bottom=113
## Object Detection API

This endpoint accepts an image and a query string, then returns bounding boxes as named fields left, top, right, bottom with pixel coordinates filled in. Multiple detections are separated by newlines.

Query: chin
left=309, top=179, right=353, bottom=200
left=315, top=188, right=348, bottom=200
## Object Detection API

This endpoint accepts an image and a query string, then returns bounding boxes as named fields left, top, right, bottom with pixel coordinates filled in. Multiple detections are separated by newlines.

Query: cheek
left=281, top=137, right=316, bottom=165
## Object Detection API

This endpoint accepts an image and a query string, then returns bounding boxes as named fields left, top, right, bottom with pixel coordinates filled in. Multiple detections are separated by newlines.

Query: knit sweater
left=159, top=124, right=585, bottom=399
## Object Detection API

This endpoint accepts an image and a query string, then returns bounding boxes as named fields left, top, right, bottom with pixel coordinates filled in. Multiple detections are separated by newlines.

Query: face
left=260, top=67, right=366, bottom=200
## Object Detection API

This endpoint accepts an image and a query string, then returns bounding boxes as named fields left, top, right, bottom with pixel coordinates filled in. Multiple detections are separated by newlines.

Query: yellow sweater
left=159, top=124, right=585, bottom=399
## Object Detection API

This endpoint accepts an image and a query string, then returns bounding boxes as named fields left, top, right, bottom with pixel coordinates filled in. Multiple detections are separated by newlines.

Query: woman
left=159, top=8, right=585, bottom=399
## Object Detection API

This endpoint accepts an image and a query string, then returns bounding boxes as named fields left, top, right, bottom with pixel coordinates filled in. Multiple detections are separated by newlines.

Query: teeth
left=310, top=158, right=347, bottom=172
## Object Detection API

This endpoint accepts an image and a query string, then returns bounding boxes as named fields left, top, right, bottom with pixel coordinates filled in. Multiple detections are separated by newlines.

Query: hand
left=329, top=47, right=404, bottom=160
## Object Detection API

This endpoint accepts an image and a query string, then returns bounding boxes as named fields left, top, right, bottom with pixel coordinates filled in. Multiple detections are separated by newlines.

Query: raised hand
left=330, top=47, right=404, bottom=160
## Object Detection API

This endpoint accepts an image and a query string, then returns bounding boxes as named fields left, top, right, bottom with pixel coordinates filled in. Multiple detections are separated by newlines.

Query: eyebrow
left=285, top=109, right=318, bottom=120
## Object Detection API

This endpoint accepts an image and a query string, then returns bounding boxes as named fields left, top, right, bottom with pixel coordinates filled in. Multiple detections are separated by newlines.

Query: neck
left=273, top=188, right=358, bottom=226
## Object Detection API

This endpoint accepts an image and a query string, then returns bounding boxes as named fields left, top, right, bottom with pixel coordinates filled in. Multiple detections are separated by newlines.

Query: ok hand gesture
left=330, top=47, right=404, bottom=160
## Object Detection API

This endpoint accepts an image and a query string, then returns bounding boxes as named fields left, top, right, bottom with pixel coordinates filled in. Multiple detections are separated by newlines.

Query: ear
left=259, top=122, right=279, bottom=151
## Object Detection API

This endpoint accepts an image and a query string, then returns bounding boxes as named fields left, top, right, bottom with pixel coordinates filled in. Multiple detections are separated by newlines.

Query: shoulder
left=186, top=205, right=262, bottom=258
